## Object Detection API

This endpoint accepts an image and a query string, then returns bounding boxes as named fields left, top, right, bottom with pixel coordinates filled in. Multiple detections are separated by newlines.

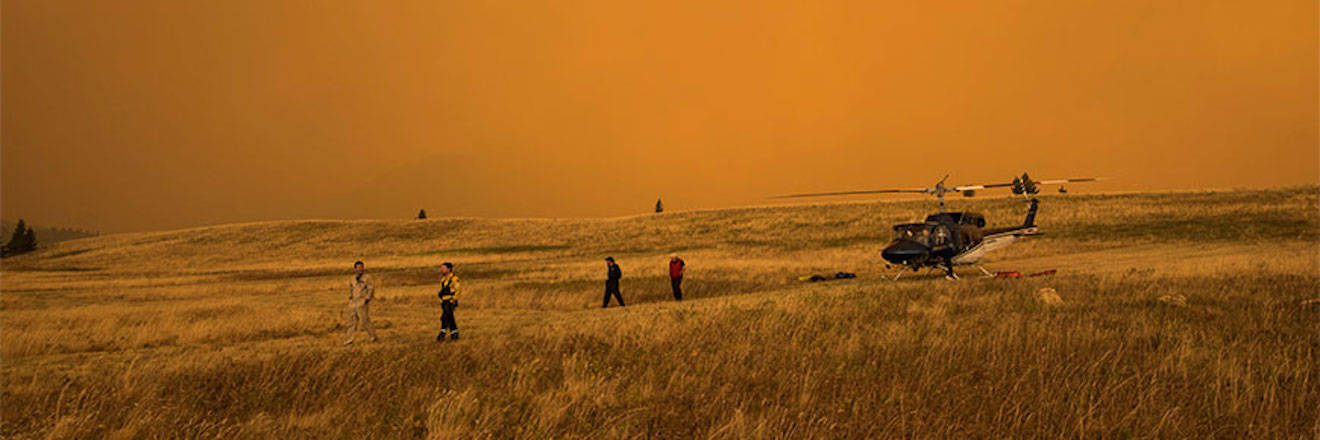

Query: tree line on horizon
left=0, top=219, right=99, bottom=258
left=413, top=198, right=667, bottom=220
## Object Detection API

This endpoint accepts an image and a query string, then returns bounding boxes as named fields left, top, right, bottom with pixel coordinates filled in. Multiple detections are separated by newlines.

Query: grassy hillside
left=2, top=188, right=1317, bottom=438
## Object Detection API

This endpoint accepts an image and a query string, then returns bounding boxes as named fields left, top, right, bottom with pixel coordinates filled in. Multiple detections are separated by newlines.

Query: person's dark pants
left=439, top=300, right=459, bottom=340
left=670, top=276, right=683, bottom=301
left=603, top=283, right=624, bottom=307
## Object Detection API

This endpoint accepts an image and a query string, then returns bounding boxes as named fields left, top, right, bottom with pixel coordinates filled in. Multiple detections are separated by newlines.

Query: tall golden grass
left=2, top=188, right=1317, bottom=438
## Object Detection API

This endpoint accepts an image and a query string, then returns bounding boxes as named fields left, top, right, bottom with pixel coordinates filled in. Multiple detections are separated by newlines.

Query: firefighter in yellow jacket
left=436, top=262, right=461, bottom=341
left=344, top=260, right=380, bottom=345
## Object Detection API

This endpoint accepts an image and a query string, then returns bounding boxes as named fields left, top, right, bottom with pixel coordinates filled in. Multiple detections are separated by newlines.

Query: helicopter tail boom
left=1023, top=198, right=1039, bottom=228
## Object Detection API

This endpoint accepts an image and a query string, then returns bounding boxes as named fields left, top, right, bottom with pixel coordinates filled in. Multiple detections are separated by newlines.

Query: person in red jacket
left=668, top=254, right=685, bottom=301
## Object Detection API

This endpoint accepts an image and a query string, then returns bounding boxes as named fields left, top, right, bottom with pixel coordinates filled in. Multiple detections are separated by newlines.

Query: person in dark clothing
left=436, top=262, right=461, bottom=341
left=603, top=257, right=625, bottom=308
left=668, top=254, right=685, bottom=301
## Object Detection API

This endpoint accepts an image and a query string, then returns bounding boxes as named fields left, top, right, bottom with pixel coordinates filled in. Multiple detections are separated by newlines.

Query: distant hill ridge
left=2, top=186, right=1314, bottom=273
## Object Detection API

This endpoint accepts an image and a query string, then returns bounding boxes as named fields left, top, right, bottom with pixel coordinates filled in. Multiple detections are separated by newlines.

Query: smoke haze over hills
left=3, top=0, right=1316, bottom=232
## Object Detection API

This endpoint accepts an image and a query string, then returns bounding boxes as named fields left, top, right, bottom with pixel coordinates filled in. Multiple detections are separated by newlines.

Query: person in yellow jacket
left=344, top=260, right=380, bottom=345
left=437, top=262, right=461, bottom=341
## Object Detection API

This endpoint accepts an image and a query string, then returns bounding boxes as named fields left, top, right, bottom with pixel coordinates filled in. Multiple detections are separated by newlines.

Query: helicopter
left=773, top=174, right=1100, bottom=279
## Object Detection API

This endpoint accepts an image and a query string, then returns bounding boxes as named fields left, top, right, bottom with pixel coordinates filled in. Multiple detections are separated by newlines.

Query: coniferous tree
left=418, top=209, right=428, bottom=220
left=655, top=198, right=664, bottom=213
left=1021, top=172, right=1039, bottom=195
left=1011, top=177, right=1024, bottom=195
left=2, top=219, right=36, bottom=257
left=12, top=220, right=28, bottom=253
left=22, top=228, right=36, bottom=252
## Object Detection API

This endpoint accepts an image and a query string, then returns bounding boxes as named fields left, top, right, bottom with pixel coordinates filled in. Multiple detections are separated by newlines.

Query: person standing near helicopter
left=668, top=254, right=686, bottom=301
left=344, top=260, right=380, bottom=345
left=603, top=257, right=625, bottom=307
left=436, top=262, right=461, bottom=341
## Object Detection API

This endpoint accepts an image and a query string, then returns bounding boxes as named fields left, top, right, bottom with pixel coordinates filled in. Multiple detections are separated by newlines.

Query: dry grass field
left=2, top=188, right=1317, bottom=439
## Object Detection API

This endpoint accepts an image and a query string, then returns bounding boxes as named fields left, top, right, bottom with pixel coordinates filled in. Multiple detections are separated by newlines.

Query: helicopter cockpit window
left=893, top=225, right=929, bottom=244
left=931, top=225, right=951, bottom=247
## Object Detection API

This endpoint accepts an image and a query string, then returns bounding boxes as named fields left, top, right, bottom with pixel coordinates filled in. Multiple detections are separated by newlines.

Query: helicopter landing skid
left=886, top=265, right=983, bottom=281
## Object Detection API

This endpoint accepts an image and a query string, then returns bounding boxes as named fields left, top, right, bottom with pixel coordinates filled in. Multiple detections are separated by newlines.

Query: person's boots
left=436, top=330, right=447, bottom=342
left=449, top=331, right=460, bottom=341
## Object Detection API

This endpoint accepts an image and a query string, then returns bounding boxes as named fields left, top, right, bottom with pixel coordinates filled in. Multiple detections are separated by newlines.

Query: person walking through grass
left=668, top=254, right=686, bottom=301
left=344, top=260, right=380, bottom=345
left=436, top=262, right=461, bottom=341
left=603, top=257, right=625, bottom=308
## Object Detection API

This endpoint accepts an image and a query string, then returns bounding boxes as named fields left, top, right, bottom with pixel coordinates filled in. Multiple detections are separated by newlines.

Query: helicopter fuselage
left=881, top=199, right=1039, bottom=277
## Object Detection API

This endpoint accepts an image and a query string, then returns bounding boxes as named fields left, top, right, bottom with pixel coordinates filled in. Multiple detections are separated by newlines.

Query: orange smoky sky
left=3, top=0, right=1316, bottom=232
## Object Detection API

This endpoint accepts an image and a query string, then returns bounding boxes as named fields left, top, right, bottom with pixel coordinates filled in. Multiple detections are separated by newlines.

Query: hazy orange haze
left=3, top=0, right=1316, bottom=232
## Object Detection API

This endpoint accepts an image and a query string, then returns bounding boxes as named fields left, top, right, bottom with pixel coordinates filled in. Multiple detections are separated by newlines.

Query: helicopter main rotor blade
left=769, top=189, right=928, bottom=199
left=1036, top=177, right=1100, bottom=185
left=770, top=177, right=1102, bottom=199
left=951, top=177, right=1101, bottom=192
left=950, top=183, right=1012, bottom=191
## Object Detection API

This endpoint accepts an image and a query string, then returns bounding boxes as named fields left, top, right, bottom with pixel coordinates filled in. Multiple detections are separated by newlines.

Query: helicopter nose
left=882, top=240, right=927, bottom=264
